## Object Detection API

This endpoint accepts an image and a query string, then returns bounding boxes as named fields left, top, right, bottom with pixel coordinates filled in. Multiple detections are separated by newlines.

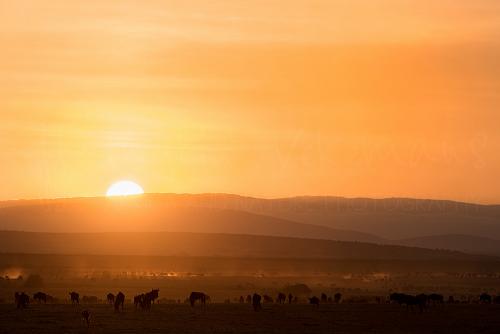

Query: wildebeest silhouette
left=288, top=293, right=293, bottom=304
left=146, top=289, right=159, bottom=305
left=252, top=293, right=262, bottom=311
left=320, top=293, right=328, bottom=303
left=134, top=294, right=143, bottom=309
left=334, top=293, right=342, bottom=304
left=81, top=310, right=90, bottom=328
left=263, top=295, right=274, bottom=303
left=246, top=295, right=252, bottom=303
left=15, top=292, right=29, bottom=309
left=69, top=292, right=79, bottom=304
left=448, top=296, right=455, bottom=304
left=309, top=296, right=320, bottom=307
left=277, top=292, right=286, bottom=304
left=107, top=293, right=115, bottom=305
left=428, top=293, right=444, bottom=304
left=189, top=292, right=207, bottom=307
left=390, top=293, right=426, bottom=312
left=114, top=292, right=125, bottom=312
left=480, top=293, right=492, bottom=303
left=33, top=292, right=47, bottom=303
left=239, top=296, right=245, bottom=303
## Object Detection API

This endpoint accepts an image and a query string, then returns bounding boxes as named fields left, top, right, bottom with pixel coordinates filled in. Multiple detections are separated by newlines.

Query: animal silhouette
left=69, top=292, right=79, bottom=304
left=15, top=292, right=29, bottom=308
left=309, top=296, right=320, bottom=307
left=33, top=292, right=47, bottom=303
left=107, top=293, right=115, bottom=305
left=276, top=292, right=286, bottom=304
left=81, top=310, right=90, bottom=327
left=252, top=293, right=262, bottom=311
left=189, top=292, right=207, bottom=307
left=114, top=292, right=125, bottom=311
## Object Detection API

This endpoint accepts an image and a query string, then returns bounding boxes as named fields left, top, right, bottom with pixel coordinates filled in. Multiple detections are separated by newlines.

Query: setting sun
left=106, top=181, right=144, bottom=197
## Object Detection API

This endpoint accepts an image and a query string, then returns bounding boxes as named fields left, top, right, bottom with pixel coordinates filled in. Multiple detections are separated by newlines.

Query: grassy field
left=1, top=303, right=499, bottom=334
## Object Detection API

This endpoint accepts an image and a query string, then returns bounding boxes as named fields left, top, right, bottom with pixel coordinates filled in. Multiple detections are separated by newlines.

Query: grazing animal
left=390, top=293, right=426, bottom=312
left=33, top=292, right=47, bottom=303
left=320, top=293, right=328, bottom=303
left=277, top=293, right=286, bottom=304
left=114, top=292, right=125, bottom=312
left=263, top=295, right=274, bottom=303
left=334, top=293, right=342, bottom=304
left=15, top=292, right=29, bottom=309
left=480, top=293, right=492, bottom=304
left=239, top=296, right=245, bottom=303
left=448, top=296, right=455, bottom=304
left=107, top=293, right=115, bottom=305
left=134, top=294, right=144, bottom=309
left=189, top=292, right=207, bottom=307
left=246, top=295, right=252, bottom=303
left=146, top=289, right=159, bottom=305
left=309, top=296, right=320, bottom=307
left=288, top=293, right=293, bottom=304
left=252, top=293, right=262, bottom=311
left=428, top=293, right=444, bottom=305
left=69, top=292, right=79, bottom=304
left=81, top=310, right=90, bottom=328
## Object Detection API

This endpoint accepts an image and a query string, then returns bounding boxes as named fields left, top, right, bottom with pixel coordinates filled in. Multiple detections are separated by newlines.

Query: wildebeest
left=263, top=295, right=274, bottom=303
left=480, top=293, right=492, bottom=304
left=246, top=295, right=252, bottom=303
left=320, top=293, right=328, bottom=303
left=239, top=296, right=245, bottom=303
left=147, top=289, right=159, bottom=304
left=114, top=292, right=125, bottom=312
left=189, top=292, right=207, bottom=307
left=107, top=293, right=115, bottom=305
left=428, top=293, right=444, bottom=305
left=69, top=292, right=79, bottom=304
left=134, top=294, right=145, bottom=309
left=448, top=295, right=455, bottom=304
left=334, top=293, right=342, bottom=304
left=288, top=293, right=293, bottom=304
left=252, top=293, right=262, bottom=311
left=33, top=292, right=47, bottom=303
left=309, top=296, right=320, bottom=307
left=276, top=292, right=286, bottom=304
left=390, top=293, right=426, bottom=312
left=81, top=310, right=90, bottom=328
left=15, top=292, right=29, bottom=309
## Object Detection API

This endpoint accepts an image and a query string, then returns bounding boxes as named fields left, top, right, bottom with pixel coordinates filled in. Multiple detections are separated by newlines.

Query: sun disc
left=106, top=180, right=144, bottom=197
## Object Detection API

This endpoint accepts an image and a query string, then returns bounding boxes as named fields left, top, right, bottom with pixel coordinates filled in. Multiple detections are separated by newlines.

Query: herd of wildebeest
left=11, top=289, right=500, bottom=327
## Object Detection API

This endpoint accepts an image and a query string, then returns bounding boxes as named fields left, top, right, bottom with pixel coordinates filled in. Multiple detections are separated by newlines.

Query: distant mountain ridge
left=0, top=231, right=489, bottom=261
left=1, top=193, right=500, bottom=256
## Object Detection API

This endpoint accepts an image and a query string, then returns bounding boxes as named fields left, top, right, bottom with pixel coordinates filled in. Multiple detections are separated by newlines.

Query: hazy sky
left=1, top=0, right=499, bottom=202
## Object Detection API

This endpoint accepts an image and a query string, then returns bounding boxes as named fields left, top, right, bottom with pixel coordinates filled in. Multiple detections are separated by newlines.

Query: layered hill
left=0, top=196, right=381, bottom=243
left=0, top=231, right=488, bottom=261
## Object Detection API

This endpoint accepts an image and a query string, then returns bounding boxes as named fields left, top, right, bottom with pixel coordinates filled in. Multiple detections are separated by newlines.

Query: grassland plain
left=1, top=303, right=499, bottom=334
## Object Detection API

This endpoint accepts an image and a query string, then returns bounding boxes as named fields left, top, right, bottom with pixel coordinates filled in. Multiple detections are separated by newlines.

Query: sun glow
left=106, top=181, right=144, bottom=197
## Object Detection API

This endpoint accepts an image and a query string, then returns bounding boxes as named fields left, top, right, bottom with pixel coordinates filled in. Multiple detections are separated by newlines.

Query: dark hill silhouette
left=0, top=196, right=382, bottom=243
left=396, top=234, right=500, bottom=256
left=0, top=231, right=490, bottom=261
left=134, top=194, right=500, bottom=240
left=2, top=194, right=500, bottom=253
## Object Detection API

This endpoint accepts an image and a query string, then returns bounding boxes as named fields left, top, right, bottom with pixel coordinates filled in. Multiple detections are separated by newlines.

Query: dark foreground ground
left=1, top=303, right=499, bottom=334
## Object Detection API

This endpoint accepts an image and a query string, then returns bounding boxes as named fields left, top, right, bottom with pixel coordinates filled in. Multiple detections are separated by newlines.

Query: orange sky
left=1, top=0, right=499, bottom=203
